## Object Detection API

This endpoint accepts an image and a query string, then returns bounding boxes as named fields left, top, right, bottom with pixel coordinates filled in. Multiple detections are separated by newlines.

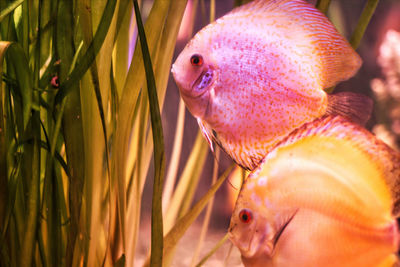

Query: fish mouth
left=229, top=222, right=270, bottom=259
left=245, top=231, right=269, bottom=258
left=189, top=66, right=215, bottom=97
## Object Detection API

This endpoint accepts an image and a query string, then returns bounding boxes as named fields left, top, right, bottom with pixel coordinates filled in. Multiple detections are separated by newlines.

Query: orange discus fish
left=172, top=0, right=372, bottom=170
left=228, top=116, right=400, bottom=267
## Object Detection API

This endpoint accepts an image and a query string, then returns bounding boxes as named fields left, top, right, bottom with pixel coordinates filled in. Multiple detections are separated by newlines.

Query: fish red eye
left=239, top=209, right=252, bottom=224
left=190, top=54, right=203, bottom=66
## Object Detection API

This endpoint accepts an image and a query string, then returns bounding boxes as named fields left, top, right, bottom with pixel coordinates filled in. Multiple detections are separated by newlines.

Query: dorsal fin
left=271, top=116, right=400, bottom=216
left=224, top=0, right=361, bottom=89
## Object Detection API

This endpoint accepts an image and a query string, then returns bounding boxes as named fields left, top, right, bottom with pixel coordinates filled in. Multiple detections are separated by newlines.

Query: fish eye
left=190, top=54, right=203, bottom=66
left=239, top=209, right=252, bottom=224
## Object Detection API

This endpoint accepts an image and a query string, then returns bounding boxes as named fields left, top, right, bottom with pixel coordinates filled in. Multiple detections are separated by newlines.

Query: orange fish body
left=228, top=116, right=400, bottom=267
left=172, top=0, right=371, bottom=170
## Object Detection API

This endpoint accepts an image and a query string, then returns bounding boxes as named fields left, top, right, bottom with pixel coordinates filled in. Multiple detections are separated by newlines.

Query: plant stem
left=19, top=114, right=41, bottom=267
left=133, top=1, right=166, bottom=266
left=316, top=0, right=332, bottom=14
left=350, top=0, right=380, bottom=49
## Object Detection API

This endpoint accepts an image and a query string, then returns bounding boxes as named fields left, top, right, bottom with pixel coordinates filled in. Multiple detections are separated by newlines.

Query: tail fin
left=326, top=92, right=373, bottom=126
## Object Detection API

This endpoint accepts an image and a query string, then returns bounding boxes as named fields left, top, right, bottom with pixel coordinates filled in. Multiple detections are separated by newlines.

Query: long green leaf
left=80, top=0, right=121, bottom=264
left=233, top=0, right=251, bottom=7
left=39, top=140, right=70, bottom=178
left=56, top=0, right=86, bottom=265
left=54, top=0, right=117, bottom=105
left=17, top=9, right=41, bottom=262
left=113, top=0, right=132, bottom=94
left=164, top=132, right=208, bottom=231
left=162, top=99, right=185, bottom=212
left=190, top=148, right=219, bottom=267
left=0, top=0, right=25, bottom=23
left=0, top=42, right=11, bottom=241
left=19, top=118, right=41, bottom=267
left=316, top=0, right=331, bottom=14
left=2, top=42, right=32, bottom=130
left=349, top=0, right=380, bottom=49
left=133, top=1, right=166, bottom=266
left=155, top=0, right=188, bottom=109
left=113, top=0, right=170, bottom=263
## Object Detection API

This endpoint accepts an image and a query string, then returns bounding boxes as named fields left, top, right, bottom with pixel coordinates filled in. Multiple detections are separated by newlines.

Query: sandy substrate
left=134, top=217, right=243, bottom=267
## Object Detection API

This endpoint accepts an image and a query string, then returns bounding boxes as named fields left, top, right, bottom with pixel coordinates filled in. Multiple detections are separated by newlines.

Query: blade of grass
left=209, top=0, right=215, bottom=22
left=113, top=0, right=133, bottom=94
left=76, top=1, right=121, bottom=264
left=0, top=130, right=19, bottom=262
left=164, top=131, right=208, bottom=233
left=162, top=99, right=185, bottom=213
left=325, top=0, right=379, bottom=95
left=349, top=0, right=380, bottom=49
left=74, top=1, right=98, bottom=263
left=154, top=0, right=188, bottom=110
left=78, top=71, right=100, bottom=266
left=19, top=48, right=41, bottom=267
left=13, top=0, right=28, bottom=54
left=161, top=164, right=234, bottom=267
left=85, top=0, right=121, bottom=264
left=316, top=0, right=331, bottom=14
left=190, top=148, right=219, bottom=267
left=128, top=20, right=184, bottom=252
left=39, top=140, right=70, bottom=178
left=2, top=42, right=32, bottom=130
left=195, top=233, right=230, bottom=267
left=123, top=3, right=174, bottom=261
left=55, top=0, right=86, bottom=266
left=131, top=89, right=149, bottom=263
left=3, top=35, right=39, bottom=267
left=54, top=0, right=117, bottom=105
left=1, top=42, right=25, bottom=265
left=133, top=1, right=166, bottom=266
left=113, top=0, right=170, bottom=263
left=150, top=0, right=190, bottom=233
left=39, top=113, right=69, bottom=266
left=233, top=0, right=251, bottom=7
left=34, top=2, right=62, bottom=266
left=0, top=0, right=25, bottom=23
left=0, top=42, right=11, bottom=240
left=0, top=1, right=18, bottom=42
left=327, top=1, right=346, bottom=36
left=115, top=0, right=132, bottom=40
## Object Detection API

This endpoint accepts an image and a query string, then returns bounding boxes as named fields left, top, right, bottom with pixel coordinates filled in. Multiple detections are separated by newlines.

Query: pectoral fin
left=197, top=118, right=215, bottom=152
left=197, top=118, right=231, bottom=165
left=272, top=210, right=298, bottom=250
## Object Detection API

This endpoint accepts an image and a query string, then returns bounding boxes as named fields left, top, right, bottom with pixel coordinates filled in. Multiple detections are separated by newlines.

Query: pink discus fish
left=228, top=116, right=400, bottom=267
left=171, top=0, right=372, bottom=170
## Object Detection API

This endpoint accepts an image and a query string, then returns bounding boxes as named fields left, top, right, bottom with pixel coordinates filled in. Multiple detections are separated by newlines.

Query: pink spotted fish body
left=172, top=0, right=371, bottom=170
left=229, top=116, right=400, bottom=267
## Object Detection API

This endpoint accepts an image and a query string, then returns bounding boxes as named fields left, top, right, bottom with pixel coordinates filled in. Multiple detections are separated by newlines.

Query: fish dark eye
left=239, top=209, right=252, bottom=224
left=190, top=54, right=203, bottom=66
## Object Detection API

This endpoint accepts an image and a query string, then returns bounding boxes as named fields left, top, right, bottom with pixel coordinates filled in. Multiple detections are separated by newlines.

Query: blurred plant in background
left=372, top=30, right=400, bottom=149
left=0, top=0, right=387, bottom=266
